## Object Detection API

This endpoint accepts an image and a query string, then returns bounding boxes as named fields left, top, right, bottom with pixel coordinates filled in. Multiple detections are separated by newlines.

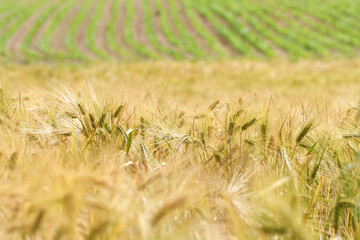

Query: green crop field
left=0, top=0, right=360, bottom=62
left=2, top=1, right=360, bottom=240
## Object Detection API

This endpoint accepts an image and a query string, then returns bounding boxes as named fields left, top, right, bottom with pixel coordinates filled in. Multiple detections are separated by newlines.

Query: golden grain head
left=0, top=60, right=359, bottom=239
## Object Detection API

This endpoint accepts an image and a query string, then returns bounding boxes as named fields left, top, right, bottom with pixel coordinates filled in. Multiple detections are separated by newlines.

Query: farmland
left=1, top=0, right=360, bottom=239
left=0, top=0, right=360, bottom=62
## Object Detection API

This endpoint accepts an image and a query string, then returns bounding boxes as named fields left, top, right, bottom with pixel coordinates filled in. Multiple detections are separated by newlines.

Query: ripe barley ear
left=296, top=121, right=313, bottom=144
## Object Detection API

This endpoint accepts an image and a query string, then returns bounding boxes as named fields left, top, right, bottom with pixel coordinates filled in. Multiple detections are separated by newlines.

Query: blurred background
left=0, top=0, right=359, bottom=63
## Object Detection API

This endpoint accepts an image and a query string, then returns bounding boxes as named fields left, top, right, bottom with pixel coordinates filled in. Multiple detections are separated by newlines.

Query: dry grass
left=0, top=59, right=360, bottom=239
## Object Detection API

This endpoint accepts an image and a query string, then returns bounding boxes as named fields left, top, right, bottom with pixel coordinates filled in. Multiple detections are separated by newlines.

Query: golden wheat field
left=0, top=60, right=359, bottom=239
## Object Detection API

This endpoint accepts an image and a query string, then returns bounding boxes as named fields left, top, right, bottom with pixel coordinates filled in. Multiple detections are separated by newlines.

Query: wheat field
left=0, top=60, right=359, bottom=239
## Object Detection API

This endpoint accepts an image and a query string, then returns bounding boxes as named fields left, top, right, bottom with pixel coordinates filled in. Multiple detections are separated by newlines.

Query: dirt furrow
left=301, top=11, right=359, bottom=39
left=176, top=1, right=213, bottom=56
left=96, top=0, right=120, bottom=59
left=114, top=0, right=136, bottom=58
left=281, top=12, right=352, bottom=56
left=212, top=11, right=262, bottom=57
left=195, top=10, right=236, bottom=57
left=160, top=0, right=180, bottom=37
left=147, top=0, right=178, bottom=58
left=0, top=12, right=18, bottom=35
left=0, top=11, right=13, bottom=22
left=75, top=0, right=100, bottom=60
left=159, top=0, right=192, bottom=58
left=30, top=2, right=64, bottom=55
left=50, top=0, right=85, bottom=53
left=236, top=15, right=286, bottom=59
left=133, top=0, right=158, bottom=56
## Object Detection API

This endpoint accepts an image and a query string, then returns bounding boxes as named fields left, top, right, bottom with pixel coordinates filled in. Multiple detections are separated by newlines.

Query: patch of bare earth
left=5, top=0, right=58, bottom=58
left=133, top=0, right=158, bottom=57
left=96, top=0, right=120, bottom=59
left=50, top=0, right=85, bottom=54
left=195, top=10, right=237, bottom=57
left=147, top=0, right=177, bottom=59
